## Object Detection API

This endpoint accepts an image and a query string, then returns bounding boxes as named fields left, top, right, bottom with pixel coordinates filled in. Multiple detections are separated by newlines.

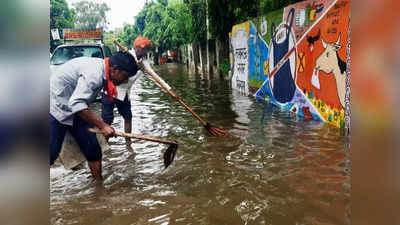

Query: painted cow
left=312, top=34, right=347, bottom=108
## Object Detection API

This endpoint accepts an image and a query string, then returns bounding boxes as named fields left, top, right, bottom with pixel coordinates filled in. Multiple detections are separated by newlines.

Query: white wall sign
left=231, top=27, right=249, bottom=95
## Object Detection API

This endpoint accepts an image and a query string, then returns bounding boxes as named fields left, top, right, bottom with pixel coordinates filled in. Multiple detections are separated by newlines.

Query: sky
left=66, top=0, right=148, bottom=31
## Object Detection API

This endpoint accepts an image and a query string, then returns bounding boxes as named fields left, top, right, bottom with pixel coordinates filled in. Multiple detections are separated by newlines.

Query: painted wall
left=230, top=21, right=250, bottom=95
left=229, top=0, right=350, bottom=131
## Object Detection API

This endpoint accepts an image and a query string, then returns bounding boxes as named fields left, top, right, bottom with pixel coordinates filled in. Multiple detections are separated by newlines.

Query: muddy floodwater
left=50, top=63, right=350, bottom=225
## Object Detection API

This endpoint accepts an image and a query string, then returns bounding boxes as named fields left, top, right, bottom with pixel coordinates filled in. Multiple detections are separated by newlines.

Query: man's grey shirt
left=50, top=57, right=106, bottom=126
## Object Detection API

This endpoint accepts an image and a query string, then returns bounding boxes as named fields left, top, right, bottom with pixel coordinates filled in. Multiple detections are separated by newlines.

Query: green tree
left=143, top=0, right=193, bottom=63
left=186, top=0, right=207, bottom=44
left=142, top=3, right=166, bottom=49
left=122, top=0, right=194, bottom=48
left=158, top=0, right=169, bottom=6
left=159, top=1, right=192, bottom=50
left=50, top=0, right=75, bottom=52
left=208, top=0, right=304, bottom=42
left=208, top=0, right=259, bottom=43
left=103, top=31, right=118, bottom=53
left=116, top=24, right=141, bottom=48
left=142, top=2, right=167, bottom=64
left=207, top=0, right=304, bottom=62
left=72, top=1, right=110, bottom=29
left=260, top=0, right=303, bottom=14
left=114, top=1, right=156, bottom=49
left=115, top=0, right=199, bottom=63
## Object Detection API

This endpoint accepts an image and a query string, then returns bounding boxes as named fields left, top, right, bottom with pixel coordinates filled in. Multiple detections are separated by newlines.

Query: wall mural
left=229, top=0, right=350, bottom=131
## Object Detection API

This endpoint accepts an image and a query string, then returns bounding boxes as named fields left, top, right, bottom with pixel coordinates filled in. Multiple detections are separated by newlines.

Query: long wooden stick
left=88, top=128, right=178, bottom=145
left=89, top=128, right=178, bottom=168
left=113, top=40, right=228, bottom=136
left=114, top=40, right=208, bottom=125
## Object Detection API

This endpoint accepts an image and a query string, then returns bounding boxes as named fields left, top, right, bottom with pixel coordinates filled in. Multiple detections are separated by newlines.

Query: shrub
left=219, top=58, right=230, bottom=77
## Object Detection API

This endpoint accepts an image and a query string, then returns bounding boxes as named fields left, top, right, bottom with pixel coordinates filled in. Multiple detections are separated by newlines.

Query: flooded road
left=50, top=63, right=350, bottom=225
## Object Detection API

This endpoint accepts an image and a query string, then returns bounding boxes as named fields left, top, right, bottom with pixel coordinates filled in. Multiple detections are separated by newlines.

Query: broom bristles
left=204, top=123, right=229, bottom=136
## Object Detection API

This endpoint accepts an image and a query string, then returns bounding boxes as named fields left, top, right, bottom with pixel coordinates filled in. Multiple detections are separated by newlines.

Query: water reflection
left=50, top=63, right=349, bottom=225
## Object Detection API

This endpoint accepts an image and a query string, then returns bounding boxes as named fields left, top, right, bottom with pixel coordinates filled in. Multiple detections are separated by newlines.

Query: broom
left=88, top=128, right=178, bottom=169
left=113, top=40, right=228, bottom=136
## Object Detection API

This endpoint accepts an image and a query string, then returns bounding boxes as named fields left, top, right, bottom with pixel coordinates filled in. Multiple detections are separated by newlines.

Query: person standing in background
left=101, top=36, right=152, bottom=136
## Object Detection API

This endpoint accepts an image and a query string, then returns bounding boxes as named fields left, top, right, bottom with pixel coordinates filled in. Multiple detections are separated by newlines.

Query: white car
left=50, top=43, right=112, bottom=72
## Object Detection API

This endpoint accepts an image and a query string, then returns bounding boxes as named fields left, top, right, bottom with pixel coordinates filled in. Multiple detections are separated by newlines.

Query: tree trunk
left=153, top=51, right=159, bottom=65
left=221, top=39, right=229, bottom=60
left=211, top=39, right=217, bottom=77
left=216, top=38, right=228, bottom=78
left=206, top=39, right=210, bottom=75
left=206, top=39, right=217, bottom=79
left=189, top=44, right=198, bottom=74
left=205, top=0, right=211, bottom=78
left=216, top=39, right=220, bottom=76
left=186, top=44, right=191, bottom=71
left=198, top=43, right=204, bottom=75
left=179, top=45, right=185, bottom=64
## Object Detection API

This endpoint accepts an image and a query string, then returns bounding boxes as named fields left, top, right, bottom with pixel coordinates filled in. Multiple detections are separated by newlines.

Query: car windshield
left=50, top=46, right=103, bottom=65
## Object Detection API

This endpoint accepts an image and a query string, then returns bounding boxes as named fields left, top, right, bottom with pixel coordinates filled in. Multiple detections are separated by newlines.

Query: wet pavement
left=50, top=63, right=350, bottom=225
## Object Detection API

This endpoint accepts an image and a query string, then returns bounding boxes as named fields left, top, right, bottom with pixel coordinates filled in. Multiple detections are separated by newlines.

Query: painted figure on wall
left=312, top=34, right=346, bottom=107
left=269, top=8, right=297, bottom=104
left=230, top=0, right=350, bottom=129
left=306, top=29, right=320, bottom=51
